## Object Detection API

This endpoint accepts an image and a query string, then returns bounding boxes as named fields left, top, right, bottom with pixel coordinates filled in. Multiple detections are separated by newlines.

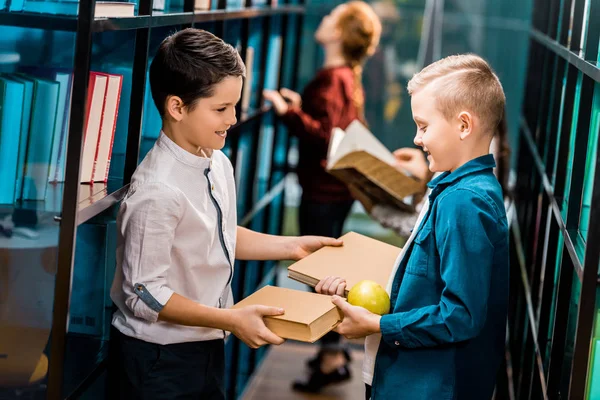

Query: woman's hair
left=495, top=110, right=511, bottom=197
left=336, top=1, right=381, bottom=122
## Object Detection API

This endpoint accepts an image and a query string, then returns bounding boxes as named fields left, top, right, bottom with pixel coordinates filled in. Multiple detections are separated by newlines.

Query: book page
left=327, top=127, right=345, bottom=168
left=327, top=125, right=360, bottom=167
left=345, top=120, right=397, bottom=166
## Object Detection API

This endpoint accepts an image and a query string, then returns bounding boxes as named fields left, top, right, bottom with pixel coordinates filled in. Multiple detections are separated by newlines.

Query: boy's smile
left=410, top=84, right=462, bottom=173
left=163, top=76, right=242, bottom=156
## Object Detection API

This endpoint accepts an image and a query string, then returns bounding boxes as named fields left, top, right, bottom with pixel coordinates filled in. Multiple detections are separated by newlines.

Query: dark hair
left=149, top=28, right=246, bottom=118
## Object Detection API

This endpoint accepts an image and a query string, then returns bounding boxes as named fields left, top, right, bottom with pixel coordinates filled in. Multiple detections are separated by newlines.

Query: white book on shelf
left=80, top=73, right=108, bottom=184
left=240, top=46, right=254, bottom=116
left=92, top=74, right=122, bottom=183
left=23, top=0, right=135, bottom=18
left=194, top=0, right=210, bottom=10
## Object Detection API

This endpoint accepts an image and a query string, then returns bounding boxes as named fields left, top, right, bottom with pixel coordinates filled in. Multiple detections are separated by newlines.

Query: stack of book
left=2, top=0, right=136, bottom=18
left=233, top=232, right=401, bottom=342
left=0, top=69, right=123, bottom=206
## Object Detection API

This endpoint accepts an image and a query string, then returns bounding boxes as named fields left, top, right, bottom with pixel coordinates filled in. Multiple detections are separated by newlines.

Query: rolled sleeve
left=119, top=183, right=181, bottom=322
left=380, top=189, right=499, bottom=348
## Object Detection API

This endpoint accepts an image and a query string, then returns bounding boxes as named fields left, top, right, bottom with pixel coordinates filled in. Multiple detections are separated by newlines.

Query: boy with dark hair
left=108, top=28, right=341, bottom=399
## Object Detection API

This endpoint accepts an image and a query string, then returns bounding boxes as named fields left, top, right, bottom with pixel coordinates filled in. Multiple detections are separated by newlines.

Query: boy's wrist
left=220, top=308, right=239, bottom=332
left=369, top=314, right=382, bottom=334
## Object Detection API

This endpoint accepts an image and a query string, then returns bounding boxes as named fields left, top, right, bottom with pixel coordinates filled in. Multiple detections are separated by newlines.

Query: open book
left=232, top=286, right=342, bottom=343
left=288, top=231, right=402, bottom=296
left=327, top=120, right=422, bottom=211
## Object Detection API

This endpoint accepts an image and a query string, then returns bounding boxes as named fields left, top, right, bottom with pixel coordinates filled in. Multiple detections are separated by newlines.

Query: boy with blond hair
left=317, top=54, right=509, bottom=399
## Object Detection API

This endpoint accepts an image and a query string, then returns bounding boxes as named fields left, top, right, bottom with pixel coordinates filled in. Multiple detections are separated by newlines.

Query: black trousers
left=366, top=384, right=372, bottom=400
left=299, top=197, right=354, bottom=346
left=107, top=327, right=225, bottom=400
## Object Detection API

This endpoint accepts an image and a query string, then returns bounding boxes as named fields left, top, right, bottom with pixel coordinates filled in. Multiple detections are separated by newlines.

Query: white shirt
left=362, top=196, right=431, bottom=385
left=111, top=133, right=237, bottom=345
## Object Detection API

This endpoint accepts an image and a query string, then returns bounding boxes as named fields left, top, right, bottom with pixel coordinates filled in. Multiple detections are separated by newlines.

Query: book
left=92, top=73, right=122, bottom=182
left=80, top=73, right=108, bottom=183
left=194, top=0, right=210, bottom=10
left=7, top=75, right=34, bottom=201
left=49, top=72, right=72, bottom=183
left=288, top=231, right=401, bottom=294
left=327, top=120, right=423, bottom=212
left=23, top=0, right=135, bottom=17
left=23, top=78, right=60, bottom=201
left=240, top=46, right=254, bottom=117
left=232, top=285, right=342, bottom=343
left=0, top=77, right=25, bottom=205
left=18, top=68, right=73, bottom=183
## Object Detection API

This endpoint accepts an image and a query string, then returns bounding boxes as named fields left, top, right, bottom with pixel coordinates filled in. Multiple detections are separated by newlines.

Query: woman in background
left=263, top=1, right=382, bottom=393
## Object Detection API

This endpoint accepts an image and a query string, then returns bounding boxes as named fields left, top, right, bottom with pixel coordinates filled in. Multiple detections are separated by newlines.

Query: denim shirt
left=372, top=154, right=509, bottom=400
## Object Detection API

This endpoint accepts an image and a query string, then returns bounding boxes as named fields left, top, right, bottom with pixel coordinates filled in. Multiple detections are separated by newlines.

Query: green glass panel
left=543, top=57, right=562, bottom=167
left=560, top=271, right=581, bottom=395
left=552, top=60, right=570, bottom=187
left=545, top=232, right=565, bottom=369
left=579, top=82, right=600, bottom=243
left=561, top=72, right=584, bottom=221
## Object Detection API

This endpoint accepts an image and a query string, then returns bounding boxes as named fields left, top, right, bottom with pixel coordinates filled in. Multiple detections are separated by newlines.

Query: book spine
left=104, top=76, right=122, bottom=182
left=91, top=75, right=110, bottom=184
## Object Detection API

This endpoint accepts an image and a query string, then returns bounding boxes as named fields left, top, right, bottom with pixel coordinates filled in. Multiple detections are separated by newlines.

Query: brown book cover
left=231, top=286, right=341, bottom=343
left=287, top=231, right=401, bottom=294
left=327, top=120, right=423, bottom=212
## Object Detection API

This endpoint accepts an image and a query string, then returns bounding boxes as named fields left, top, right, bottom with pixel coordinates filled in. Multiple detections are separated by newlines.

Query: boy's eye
left=419, top=126, right=427, bottom=132
left=216, top=107, right=226, bottom=112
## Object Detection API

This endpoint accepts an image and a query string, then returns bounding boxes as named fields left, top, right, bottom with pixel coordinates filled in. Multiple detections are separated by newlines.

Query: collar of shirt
left=427, top=154, right=496, bottom=198
left=157, top=132, right=212, bottom=169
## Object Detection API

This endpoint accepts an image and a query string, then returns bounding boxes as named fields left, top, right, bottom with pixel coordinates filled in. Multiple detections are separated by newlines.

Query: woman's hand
left=263, top=89, right=289, bottom=115
left=280, top=88, right=302, bottom=108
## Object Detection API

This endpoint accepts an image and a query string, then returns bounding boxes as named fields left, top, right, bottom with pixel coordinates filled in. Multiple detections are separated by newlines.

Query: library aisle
left=241, top=342, right=365, bottom=400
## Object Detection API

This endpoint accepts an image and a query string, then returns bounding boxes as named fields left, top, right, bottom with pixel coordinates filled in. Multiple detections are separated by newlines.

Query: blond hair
left=407, top=54, right=506, bottom=135
left=336, top=1, right=382, bottom=123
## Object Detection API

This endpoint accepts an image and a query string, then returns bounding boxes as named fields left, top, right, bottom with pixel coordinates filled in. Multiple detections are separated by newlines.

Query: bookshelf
left=510, top=0, right=600, bottom=398
left=0, top=0, right=304, bottom=397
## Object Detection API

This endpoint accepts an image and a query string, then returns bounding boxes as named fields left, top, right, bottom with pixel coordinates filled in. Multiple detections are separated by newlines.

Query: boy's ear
left=458, top=111, right=473, bottom=141
left=166, top=95, right=185, bottom=122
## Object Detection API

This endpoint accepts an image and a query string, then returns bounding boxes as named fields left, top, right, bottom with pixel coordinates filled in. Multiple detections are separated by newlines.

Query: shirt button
left=211, top=184, right=215, bottom=191
left=394, top=341, right=400, bottom=346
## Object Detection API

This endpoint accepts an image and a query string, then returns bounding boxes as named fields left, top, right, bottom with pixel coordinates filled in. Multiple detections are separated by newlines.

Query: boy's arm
left=120, top=185, right=284, bottom=347
left=235, top=226, right=342, bottom=261
left=119, top=183, right=180, bottom=323
left=158, top=294, right=284, bottom=348
left=379, top=190, right=500, bottom=348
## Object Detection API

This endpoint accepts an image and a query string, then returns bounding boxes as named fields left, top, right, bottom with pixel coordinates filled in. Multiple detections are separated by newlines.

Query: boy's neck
left=322, top=44, right=347, bottom=68
left=162, top=125, right=213, bottom=158
left=450, top=139, right=492, bottom=172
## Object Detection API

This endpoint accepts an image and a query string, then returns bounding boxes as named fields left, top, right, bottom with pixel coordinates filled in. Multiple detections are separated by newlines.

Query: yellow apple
left=347, top=280, right=390, bottom=315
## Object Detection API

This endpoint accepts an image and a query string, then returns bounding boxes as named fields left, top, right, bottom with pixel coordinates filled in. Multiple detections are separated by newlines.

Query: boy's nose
left=414, top=135, right=423, bottom=147
left=227, top=112, right=237, bottom=126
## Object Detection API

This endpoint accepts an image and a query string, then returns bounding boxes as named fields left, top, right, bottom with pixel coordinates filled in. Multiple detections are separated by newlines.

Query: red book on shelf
left=92, top=73, right=122, bottom=183
left=80, top=72, right=108, bottom=184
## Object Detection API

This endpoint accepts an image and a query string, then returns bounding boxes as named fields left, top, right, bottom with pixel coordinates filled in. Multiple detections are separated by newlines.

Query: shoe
left=306, top=349, right=352, bottom=370
left=292, top=364, right=351, bottom=393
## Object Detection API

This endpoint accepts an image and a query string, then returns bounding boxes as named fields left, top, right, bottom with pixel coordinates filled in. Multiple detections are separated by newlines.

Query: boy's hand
left=263, top=89, right=289, bottom=115
left=332, top=295, right=381, bottom=339
left=230, top=306, right=286, bottom=349
left=393, top=147, right=431, bottom=181
left=279, top=88, right=302, bottom=108
left=288, top=236, right=343, bottom=261
left=316, top=276, right=347, bottom=296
